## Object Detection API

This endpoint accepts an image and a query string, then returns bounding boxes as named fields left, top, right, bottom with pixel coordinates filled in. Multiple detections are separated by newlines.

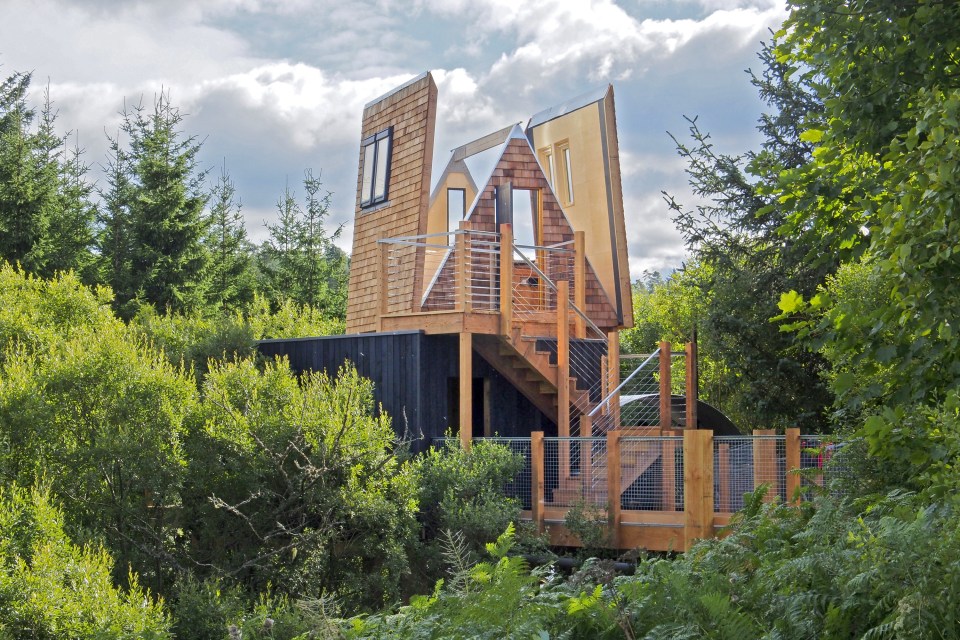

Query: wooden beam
left=531, top=431, right=545, bottom=533
left=608, top=332, right=620, bottom=429
left=662, top=437, right=676, bottom=511
left=786, top=428, right=801, bottom=505
left=574, top=230, right=586, bottom=339
left=581, top=413, right=593, bottom=484
left=456, top=221, right=471, bottom=313
left=459, top=332, right=472, bottom=451
left=683, top=429, right=714, bottom=550
left=753, top=429, right=777, bottom=502
left=499, top=223, right=513, bottom=336
left=557, top=280, right=570, bottom=481
left=685, top=340, right=698, bottom=429
left=607, top=429, right=622, bottom=548
left=659, top=340, right=671, bottom=430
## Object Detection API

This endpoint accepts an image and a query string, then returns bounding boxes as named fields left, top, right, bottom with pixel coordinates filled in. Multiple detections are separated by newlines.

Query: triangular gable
left=422, top=130, right=619, bottom=329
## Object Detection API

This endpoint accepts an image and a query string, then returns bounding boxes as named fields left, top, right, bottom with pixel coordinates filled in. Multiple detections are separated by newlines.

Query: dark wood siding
left=258, top=331, right=553, bottom=447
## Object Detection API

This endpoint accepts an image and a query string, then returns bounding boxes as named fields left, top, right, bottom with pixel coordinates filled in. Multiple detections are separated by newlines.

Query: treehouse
left=258, top=73, right=802, bottom=551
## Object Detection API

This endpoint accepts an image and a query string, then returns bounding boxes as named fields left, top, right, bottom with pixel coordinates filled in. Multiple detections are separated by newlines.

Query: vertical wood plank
left=557, top=280, right=570, bottom=481
left=786, top=428, right=801, bottom=505
left=685, top=340, right=698, bottom=429
left=531, top=431, right=545, bottom=533
left=581, top=413, right=593, bottom=486
left=662, top=437, right=676, bottom=512
left=574, top=230, right=586, bottom=339
left=459, top=332, right=472, bottom=451
left=456, top=221, right=471, bottom=313
left=607, top=429, right=622, bottom=548
left=600, top=354, right=609, bottom=416
left=753, top=429, right=776, bottom=502
left=499, top=223, right=513, bottom=336
left=659, top=341, right=672, bottom=431
left=376, top=239, right=389, bottom=331
left=683, top=429, right=714, bottom=550
left=608, top=331, right=620, bottom=429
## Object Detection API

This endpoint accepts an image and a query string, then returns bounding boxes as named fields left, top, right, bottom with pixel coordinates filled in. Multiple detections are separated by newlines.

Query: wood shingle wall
left=346, top=73, right=438, bottom=333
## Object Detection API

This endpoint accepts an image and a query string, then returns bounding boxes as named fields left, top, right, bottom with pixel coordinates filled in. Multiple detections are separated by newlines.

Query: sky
left=0, top=0, right=789, bottom=280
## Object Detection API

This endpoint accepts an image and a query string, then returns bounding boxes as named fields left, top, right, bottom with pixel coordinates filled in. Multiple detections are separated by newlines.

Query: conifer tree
left=204, top=162, right=254, bottom=312
left=100, top=92, right=210, bottom=317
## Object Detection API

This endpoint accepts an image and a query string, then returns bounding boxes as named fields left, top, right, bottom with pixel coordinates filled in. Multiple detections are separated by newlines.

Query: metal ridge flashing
left=363, top=71, right=432, bottom=110
left=526, top=85, right=609, bottom=129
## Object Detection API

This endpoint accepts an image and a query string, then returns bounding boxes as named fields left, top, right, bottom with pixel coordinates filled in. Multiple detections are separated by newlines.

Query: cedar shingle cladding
left=345, top=74, right=438, bottom=334
left=423, top=138, right=619, bottom=329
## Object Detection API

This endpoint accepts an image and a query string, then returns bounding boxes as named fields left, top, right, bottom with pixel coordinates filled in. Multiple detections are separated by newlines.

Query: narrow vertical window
left=360, top=127, right=392, bottom=208
left=540, top=148, right=556, bottom=188
left=447, top=188, right=466, bottom=238
left=512, top=188, right=539, bottom=248
left=562, top=145, right=574, bottom=204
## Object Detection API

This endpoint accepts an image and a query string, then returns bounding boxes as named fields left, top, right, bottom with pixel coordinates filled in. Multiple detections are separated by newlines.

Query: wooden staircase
left=549, top=439, right=663, bottom=506
left=473, top=321, right=590, bottom=425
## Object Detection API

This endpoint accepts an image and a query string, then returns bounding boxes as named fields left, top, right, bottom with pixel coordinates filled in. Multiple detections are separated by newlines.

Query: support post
left=607, top=429, right=622, bottom=548
left=499, top=223, right=513, bottom=336
left=531, top=431, right=545, bottom=533
left=459, top=332, right=472, bottom=451
left=581, top=413, right=593, bottom=484
left=574, top=230, right=586, bottom=339
left=662, top=437, right=676, bottom=511
left=557, top=280, right=570, bottom=481
left=753, top=429, right=777, bottom=502
left=685, top=340, right=698, bottom=429
left=608, top=331, right=620, bottom=429
left=376, top=239, right=389, bottom=331
left=456, top=221, right=471, bottom=313
left=786, top=428, right=801, bottom=505
left=600, top=355, right=608, bottom=416
left=659, top=340, right=672, bottom=430
left=683, top=429, right=714, bottom=550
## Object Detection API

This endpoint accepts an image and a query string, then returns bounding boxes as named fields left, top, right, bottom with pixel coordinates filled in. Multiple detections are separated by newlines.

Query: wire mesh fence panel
left=619, top=437, right=684, bottom=512
left=714, top=435, right=787, bottom=512
left=543, top=437, right=608, bottom=508
left=477, top=437, right=533, bottom=510
left=798, top=435, right=847, bottom=499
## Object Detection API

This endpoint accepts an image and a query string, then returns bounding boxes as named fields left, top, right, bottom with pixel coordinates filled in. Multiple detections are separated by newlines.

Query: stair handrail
left=511, top=243, right=605, bottom=339
left=588, top=348, right=661, bottom=418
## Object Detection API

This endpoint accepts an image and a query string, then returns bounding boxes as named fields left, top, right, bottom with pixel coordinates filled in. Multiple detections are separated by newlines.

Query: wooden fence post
left=581, top=413, right=593, bottom=483
left=659, top=341, right=672, bottom=430
left=607, top=429, right=622, bottom=548
left=685, top=341, right=698, bottom=429
left=499, top=223, right=513, bottom=336
left=662, top=437, right=676, bottom=511
left=753, top=429, right=777, bottom=502
left=557, top=280, right=570, bottom=481
left=608, top=331, right=620, bottom=429
left=531, top=431, right=545, bottom=533
left=683, top=428, right=714, bottom=551
left=574, top=230, right=586, bottom=339
left=456, top=221, right=471, bottom=313
left=786, top=428, right=801, bottom=505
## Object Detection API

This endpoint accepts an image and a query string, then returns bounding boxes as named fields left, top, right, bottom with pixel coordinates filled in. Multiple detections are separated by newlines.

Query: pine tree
left=100, top=92, right=210, bottom=317
left=204, top=163, right=255, bottom=312
left=257, top=171, right=347, bottom=316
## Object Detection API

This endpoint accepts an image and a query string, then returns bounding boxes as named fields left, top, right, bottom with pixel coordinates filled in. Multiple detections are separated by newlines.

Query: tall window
left=447, top=188, right=466, bottom=243
left=512, top=188, right=539, bottom=248
left=560, top=144, right=574, bottom=204
left=540, top=148, right=556, bottom=188
left=360, top=127, right=392, bottom=208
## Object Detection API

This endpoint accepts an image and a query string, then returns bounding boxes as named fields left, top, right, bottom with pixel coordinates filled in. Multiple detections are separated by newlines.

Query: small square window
left=360, top=127, right=392, bottom=208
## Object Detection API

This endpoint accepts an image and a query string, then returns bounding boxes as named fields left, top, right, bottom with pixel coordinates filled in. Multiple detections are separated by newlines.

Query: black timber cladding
left=257, top=331, right=554, bottom=448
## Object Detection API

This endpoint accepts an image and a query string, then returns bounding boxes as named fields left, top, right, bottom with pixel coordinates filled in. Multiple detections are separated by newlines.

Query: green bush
left=0, top=486, right=170, bottom=638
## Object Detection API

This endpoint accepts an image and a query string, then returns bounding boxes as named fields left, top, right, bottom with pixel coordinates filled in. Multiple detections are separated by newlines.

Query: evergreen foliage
left=100, top=92, right=210, bottom=318
left=204, top=163, right=256, bottom=312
